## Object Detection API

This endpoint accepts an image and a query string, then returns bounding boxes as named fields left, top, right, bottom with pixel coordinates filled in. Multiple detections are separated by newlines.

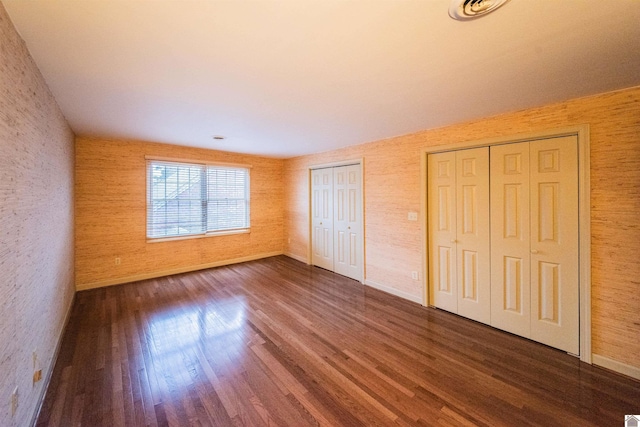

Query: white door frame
left=421, top=125, right=591, bottom=363
left=308, top=159, right=365, bottom=283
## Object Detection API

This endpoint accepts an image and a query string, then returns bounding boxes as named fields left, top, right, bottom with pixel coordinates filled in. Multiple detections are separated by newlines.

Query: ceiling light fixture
left=212, top=135, right=225, bottom=141
left=449, top=0, right=510, bottom=21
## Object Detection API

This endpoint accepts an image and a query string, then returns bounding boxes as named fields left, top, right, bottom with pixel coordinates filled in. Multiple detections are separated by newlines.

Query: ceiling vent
left=449, top=0, right=510, bottom=21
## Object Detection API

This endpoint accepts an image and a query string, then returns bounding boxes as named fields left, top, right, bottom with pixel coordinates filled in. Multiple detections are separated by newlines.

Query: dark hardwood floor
left=37, top=256, right=639, bottom=426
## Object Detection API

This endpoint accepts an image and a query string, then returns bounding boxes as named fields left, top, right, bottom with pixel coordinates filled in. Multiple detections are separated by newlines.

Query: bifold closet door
left=311, top=168, right=333, bottom=270
left=490, top=136, right=579, bottom=354
left=428, top=148, right=490, bottom=323
left=456, top=149, right=491, bottom=323
left=311, top=165, right=363, bottom=282
left=333, top=164, right=363, bottom=281
left=428, top=151, right=458, bottom=313
left=529, top=136, right=579, bottom=354
left=490, top=142, right=532, bottom=337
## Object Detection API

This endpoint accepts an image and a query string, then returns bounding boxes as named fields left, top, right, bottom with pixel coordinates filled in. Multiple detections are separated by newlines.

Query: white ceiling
left=4, top=1, right=640, bottom=158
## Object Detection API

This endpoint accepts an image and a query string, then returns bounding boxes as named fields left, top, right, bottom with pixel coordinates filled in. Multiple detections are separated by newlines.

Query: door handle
left=531, top=249, right=539, bottom=254
left=451, top=239, right=457, bottom=243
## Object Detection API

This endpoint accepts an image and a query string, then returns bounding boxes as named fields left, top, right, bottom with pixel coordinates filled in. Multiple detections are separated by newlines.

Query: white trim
left=421, top=125, right=592, bottom=363
left=420, top=148, right=428, bottom=306
left=144, top=155, right=252, bottom=169
left=147, top=228, right=250, bottom=243
left=30, top=291, right=76, bottom=427
left=284, top=252, right=308, bottom=264
left=361, top=159, right=367, bottom=283
left=309, top=159, right=363, bottom=170
left=420, top=126, right=588, bottom=154
left=76, top=251, right=283, bottom=291
left=364, top=279, right=423, bottom=304
left=577, top=125, right=592, bottom=364
left=592, top=354, right=640, bottom=381
left=307, top=168, right=313, bottom=265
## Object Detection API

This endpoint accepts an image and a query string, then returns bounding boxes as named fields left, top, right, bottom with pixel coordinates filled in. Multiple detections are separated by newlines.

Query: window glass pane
left=147, top=162, right=204, bottom=238
left=206, top=167, right=249, bottom=232
left=207, top=199, right=247, bottom=230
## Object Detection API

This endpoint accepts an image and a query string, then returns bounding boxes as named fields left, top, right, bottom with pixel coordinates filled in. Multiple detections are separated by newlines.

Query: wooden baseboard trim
left=283, top=252, right=308, bottom=264
left=364, top=279, right=423, bottom=305
left=29, top=290, right=76, bottom=427
left=76, top=251, right=284, bottom=291
left=592, top=354, right=640, bottom=381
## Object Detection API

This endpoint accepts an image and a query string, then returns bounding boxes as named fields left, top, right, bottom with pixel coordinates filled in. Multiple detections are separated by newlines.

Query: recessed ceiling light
left=449, top=0, right=510, bottom=21
left=212, top=135, right=225, bottom=141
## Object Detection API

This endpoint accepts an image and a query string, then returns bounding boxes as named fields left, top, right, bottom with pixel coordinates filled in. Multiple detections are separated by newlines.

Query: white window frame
left=146, top=157, right=251, bottom=242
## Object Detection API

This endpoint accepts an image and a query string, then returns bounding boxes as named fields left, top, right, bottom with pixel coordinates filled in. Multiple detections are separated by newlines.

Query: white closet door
left=490, top=142, right=532, bottom=337
left=430, top=138, right=579, bottom=353
left=456, top=148, right=490, bottom=323
left=428, top=152, right=458, bottom=313
left=530, top=136, right=579, bottom=354
left=333, top=164, right=363, bottom=281
left=311, top=168, right=334, bottom=270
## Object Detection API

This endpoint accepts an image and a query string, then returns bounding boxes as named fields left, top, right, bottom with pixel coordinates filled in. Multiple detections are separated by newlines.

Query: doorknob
left=451, top=239, right=457, bottom=243
left=531, top=249, right=539, bottom=254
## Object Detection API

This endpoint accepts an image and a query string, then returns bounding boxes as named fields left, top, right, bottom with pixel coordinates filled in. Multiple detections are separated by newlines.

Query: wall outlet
left=32, top=351, right=42, bottom=384
left=408, top=212, right=418, bottom=221
left=115, top=257, right=121, bottom=265
left=411, top=271, right=419, bottom=280
left=287, top=238, right=291, bottom=244
left=11, top=387, right=18, bottom=417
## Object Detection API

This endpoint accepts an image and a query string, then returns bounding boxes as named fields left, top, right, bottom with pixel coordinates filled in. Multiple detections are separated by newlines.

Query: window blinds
left=147, top=160, right=249, bottom=239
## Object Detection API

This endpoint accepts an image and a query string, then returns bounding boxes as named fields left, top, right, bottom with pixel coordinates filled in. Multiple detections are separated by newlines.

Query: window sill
left=147, top=228, right=250, bottom=243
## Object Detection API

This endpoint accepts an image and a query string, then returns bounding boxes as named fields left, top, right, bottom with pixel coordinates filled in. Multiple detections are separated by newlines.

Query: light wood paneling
left=0, top=3, right=76, bottom=427
left=75, top=137, right=285, bottom=288
left=283, top=86, right=640, bottom=370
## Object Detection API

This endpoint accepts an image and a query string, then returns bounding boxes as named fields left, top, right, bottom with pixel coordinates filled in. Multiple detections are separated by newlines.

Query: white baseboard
left=364, top=279, right=424, bottom=305
left=592, top=354, right=640, bottom=381
left=284, top=252, right=308, bottom=264
left=76, top=251, right=284, bottom=291
left=30, top=290, right=76, bottom=426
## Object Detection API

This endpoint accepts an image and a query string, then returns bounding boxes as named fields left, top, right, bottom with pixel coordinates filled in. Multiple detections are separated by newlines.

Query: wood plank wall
left=283, top=86, right=640, bottom=371
left=75, top=138, right=285, bottom=290
left=0, top=3, right=76, bottom=427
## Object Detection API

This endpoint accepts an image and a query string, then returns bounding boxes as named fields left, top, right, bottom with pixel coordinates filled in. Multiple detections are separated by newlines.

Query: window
left=147, top=159, right=250, bottom=239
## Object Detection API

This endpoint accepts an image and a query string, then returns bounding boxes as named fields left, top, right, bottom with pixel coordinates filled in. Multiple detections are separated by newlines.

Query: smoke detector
left=449, top=0, right=511, bottom=21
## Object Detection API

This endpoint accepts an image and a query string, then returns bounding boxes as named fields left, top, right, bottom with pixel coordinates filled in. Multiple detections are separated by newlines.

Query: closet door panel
left=311, top=168, right=334, bottom=270
left=456, top=148, right=490, bottom=323
left=428, top=152, right=458, bottom=313
left=530, top=136, right=579, bottom=354
left=490, top=142, right=532, bottom=337
left=333, top=164, right=362, bottom=281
